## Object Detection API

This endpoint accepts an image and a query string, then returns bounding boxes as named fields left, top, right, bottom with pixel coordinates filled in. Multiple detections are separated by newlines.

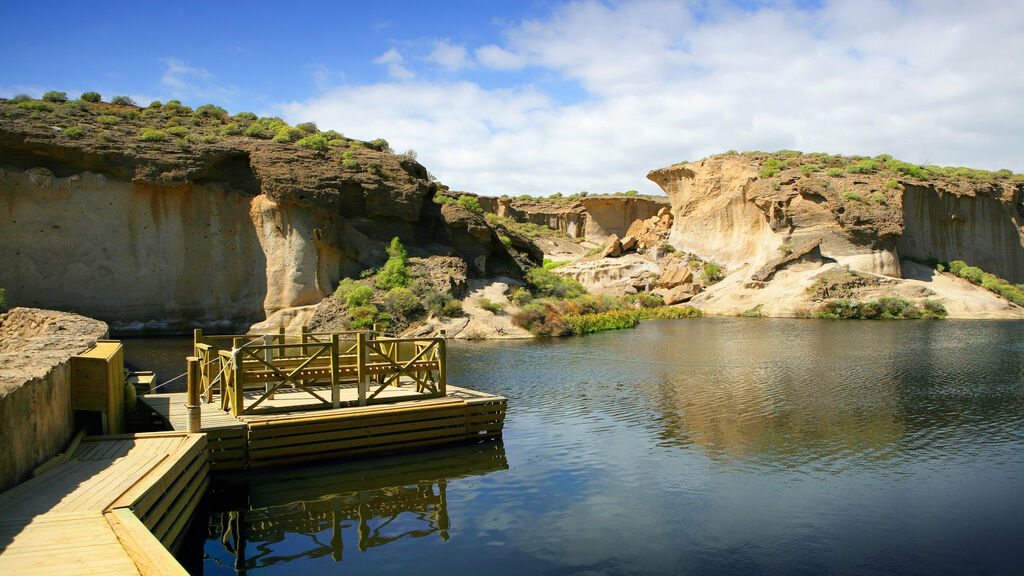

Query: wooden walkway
left=0, top=433, right=206, bottom=575
left=140, top=385, right=506, bottom=470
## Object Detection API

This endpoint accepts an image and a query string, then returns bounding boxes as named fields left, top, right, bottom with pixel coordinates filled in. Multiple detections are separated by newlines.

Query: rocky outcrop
left=0, top=308, right=108, bottom=492
left=0, top=99, right=537, bottom=333
left=479, top=195, right=670, bottom=243
left=581, top=196, right=670, bottom=242
left=648, top=155, right=1024, bottom=283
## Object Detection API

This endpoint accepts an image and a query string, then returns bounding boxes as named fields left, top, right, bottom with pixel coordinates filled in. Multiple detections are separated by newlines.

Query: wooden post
left=301, top=326, right=310, bottom=388
left=437, top=337, right=447, bottom=397
left=232, top=337, right=245, bottom=417
left=263, top=334, right=274, bottom=399
left=330, top=333, right=340, bottom=408
left=193, top=328, right=203, bottom=357
left=277, top=326, right=286, bottom=358
left=356, top=332, right=368, bottom=406
left=186, top=356, right=201, bottom=433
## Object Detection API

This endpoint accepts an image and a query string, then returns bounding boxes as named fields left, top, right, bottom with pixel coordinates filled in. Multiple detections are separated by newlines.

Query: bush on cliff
left=0, top=287, right=7, bottom=312
left=376, top=237, right=410, bottom=290
left=80, top=91, right=101, bottom=103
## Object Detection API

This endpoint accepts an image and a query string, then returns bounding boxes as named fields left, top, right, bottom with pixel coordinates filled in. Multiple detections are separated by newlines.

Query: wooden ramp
left=0, top=433, right=207, bottom=575
left=140, top=385, right=507, bottom=471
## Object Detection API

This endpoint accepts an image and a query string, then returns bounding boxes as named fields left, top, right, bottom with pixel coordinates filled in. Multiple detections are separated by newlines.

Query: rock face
left=0, top=308, right=108, bottom=492
left=648, top=156, right=1024, bottom=283
left=0, top=100, right=537, bottom=333
left=479, top=195, right=670, bottom=243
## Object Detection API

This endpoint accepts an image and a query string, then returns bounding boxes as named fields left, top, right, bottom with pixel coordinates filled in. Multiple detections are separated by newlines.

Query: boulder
left=658, top=266, right=694, bottom=288
left=620, top=235, right=638, bottom=252
left=652, top=284, right=698, bottom=305
left=602, top=234, right=622, bottom=258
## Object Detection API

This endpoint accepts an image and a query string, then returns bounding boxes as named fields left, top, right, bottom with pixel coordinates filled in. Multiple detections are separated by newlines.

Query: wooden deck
left=140, top=384, right=507, bottom=470
left=0, top=433, right=206, bottom=575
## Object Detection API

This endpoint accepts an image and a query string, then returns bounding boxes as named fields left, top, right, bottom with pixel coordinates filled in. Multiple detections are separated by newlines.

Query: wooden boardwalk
left=140, top=384, right=507, bottom=470
left=0, top=433, right=206, bottom=575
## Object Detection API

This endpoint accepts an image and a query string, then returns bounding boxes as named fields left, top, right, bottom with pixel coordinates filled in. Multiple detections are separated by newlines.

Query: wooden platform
left=0, top=433, right=207, bottom=575
left=140, top=385, right=506, bottom=471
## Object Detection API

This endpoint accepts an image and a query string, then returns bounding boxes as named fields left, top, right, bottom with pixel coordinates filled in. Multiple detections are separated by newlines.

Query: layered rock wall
left=0, top=166, right=267, bottom=332
left=648, top=157, right=1024, bottom=282
left=581, top=196, right=669, bottom=242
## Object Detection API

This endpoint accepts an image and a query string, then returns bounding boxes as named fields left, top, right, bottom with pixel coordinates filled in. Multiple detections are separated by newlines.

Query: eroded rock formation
left=0, top=101, right=537, bottom=333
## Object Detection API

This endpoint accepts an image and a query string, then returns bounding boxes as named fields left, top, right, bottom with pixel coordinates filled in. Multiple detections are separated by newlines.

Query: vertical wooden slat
left=437, top=337, right=447, bottom=396
left=232, top=337, right=245, bottom=417
left=357, top=332, right=368, bottom=406
left=331, top=333, right=340, bottom=408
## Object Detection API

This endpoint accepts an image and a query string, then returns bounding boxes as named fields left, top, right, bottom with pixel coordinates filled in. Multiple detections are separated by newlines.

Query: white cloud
left=281, top=0, right=1024, bottom=197
left=476, top=45, right=527, bottom=70
left=160, top=57, right=238, bottom=102
left=374, top=48, right=415, bottom=80
left=427, top=40, right=472, bottom=71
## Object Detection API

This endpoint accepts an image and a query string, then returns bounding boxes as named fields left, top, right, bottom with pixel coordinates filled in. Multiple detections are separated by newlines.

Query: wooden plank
left=248, top=435, right=468, bottom=469
left=105, top=508, right=189, bottom=576
left=152, top=469, right=208, bottom=548
left=111, top=435, right=206, bottom=513
left=139, top=453, right=206, bottom=532
left=248, top=423, right=467, bottom=462
left=248, top=411, right=469, bottom=451
left=246, top=404, right=468, bottom=441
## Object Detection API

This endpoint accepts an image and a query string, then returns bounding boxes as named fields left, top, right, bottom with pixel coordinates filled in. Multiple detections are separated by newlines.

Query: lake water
left=158, top=319, right=1024, bottom=575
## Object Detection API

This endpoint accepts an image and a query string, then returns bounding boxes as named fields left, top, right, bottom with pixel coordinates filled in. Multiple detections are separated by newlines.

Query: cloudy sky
left=3, top=0, right=1021, bottom=196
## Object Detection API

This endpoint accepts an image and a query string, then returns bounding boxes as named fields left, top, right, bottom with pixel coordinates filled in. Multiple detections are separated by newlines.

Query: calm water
left=181, top=319, right=1024, bottom=575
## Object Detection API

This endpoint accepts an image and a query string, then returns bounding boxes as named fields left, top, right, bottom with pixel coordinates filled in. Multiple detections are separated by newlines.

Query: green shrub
left=334, top=278, right=372, bottom=307
left=637, top=306, right=702, bottom=319
left=375, top=237, right=410, bottom=290
left=64, top=125, right=84, bottom=139
left=478, top=298, right=504, bottom=314
left=442, top=299, right=463, bottom=317
left=138, top=129, right=167, bottom=142
left=565, top=310, right=640, bottom=334
left=245, top=123, right=270, bottom=139
left=885, top=179, right=900, bottom=189
left=842, top=191, right=862, bottom=201
left=296, top=121, right=318, bottom=133
left=799, top=164, right=820, bottom=176
left=234, top=112, right=258, bottom=121
left=367, top=162, right=386, bottom=177
left=80, top=91, right=101, bottom=103
left=0, top=287, right=7, bottom=311
left=296, top=133, right=329, bottom=151
left=193, top=104, right=228, bottom=120
left=111, top=95, right=136, bottom=106
left=350, top=304, right=378, bottom=328
left=148, top=100, right=162, bottom=109
left=42, top=91, right=67, bottom=103
left=664, top=244, right=677, bottom=253
left=871, top=193, right=887, bottom=204
left=220, top=123, right=244, bottom=136
left=625, top=293, right=664, bottom=308
left=273, top=126, right=304, bottom=143
left=11, top=94, right=31, bottom=103
left=165, top=125, right=190, bottom=137
left=511, top=287, right=533, bottom=306
left=846, top=159, right=879, bottom=174
left=17, top=100, right=56, bottom=112
left=948, top=260, right=968, bottom=275
left=542, top=259, right=568, bottom=270
left=367, top=138, right=391, bottom=152
left=921, top=299, right=948, bottom=318
left=759, top=167, right=779, bottom=178
left=386, top=287, right=424, bottom=318
left=342, top=155, right=359, bottom=169
left=959, top=266, right=985, bottom=285
left=825, top=167, right=843, bottom=177
left=702, top=261, right=723, bottom=282
left=526, top=267, right=586, bottom=299
left=778, top=243, right=794, bottom=254
left=201, top=134, right=220, bottom=144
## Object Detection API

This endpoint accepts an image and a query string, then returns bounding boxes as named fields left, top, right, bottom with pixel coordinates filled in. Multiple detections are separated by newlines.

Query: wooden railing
left=193, top=328, right=446, bottom=417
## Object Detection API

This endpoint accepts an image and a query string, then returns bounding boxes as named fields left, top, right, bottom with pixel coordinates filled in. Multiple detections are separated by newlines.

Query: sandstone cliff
left=0, top=97, right=536, bottom=333
left=645, top=153, right=1024, bottom=317
left=480, top=194, right=668, bottom=242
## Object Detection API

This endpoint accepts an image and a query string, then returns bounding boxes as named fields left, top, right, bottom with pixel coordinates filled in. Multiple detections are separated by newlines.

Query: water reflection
left=203, top=441, right=507, bottom=574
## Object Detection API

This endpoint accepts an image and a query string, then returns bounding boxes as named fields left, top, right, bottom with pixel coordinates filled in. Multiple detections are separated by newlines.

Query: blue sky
left=3, top=0, right=1022, bottom=196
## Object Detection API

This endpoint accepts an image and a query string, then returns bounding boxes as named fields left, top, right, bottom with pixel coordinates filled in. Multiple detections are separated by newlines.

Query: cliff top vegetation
left=690, top=150, right=1024, bottom=184
left=0, top=92, right=411, bottom=165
